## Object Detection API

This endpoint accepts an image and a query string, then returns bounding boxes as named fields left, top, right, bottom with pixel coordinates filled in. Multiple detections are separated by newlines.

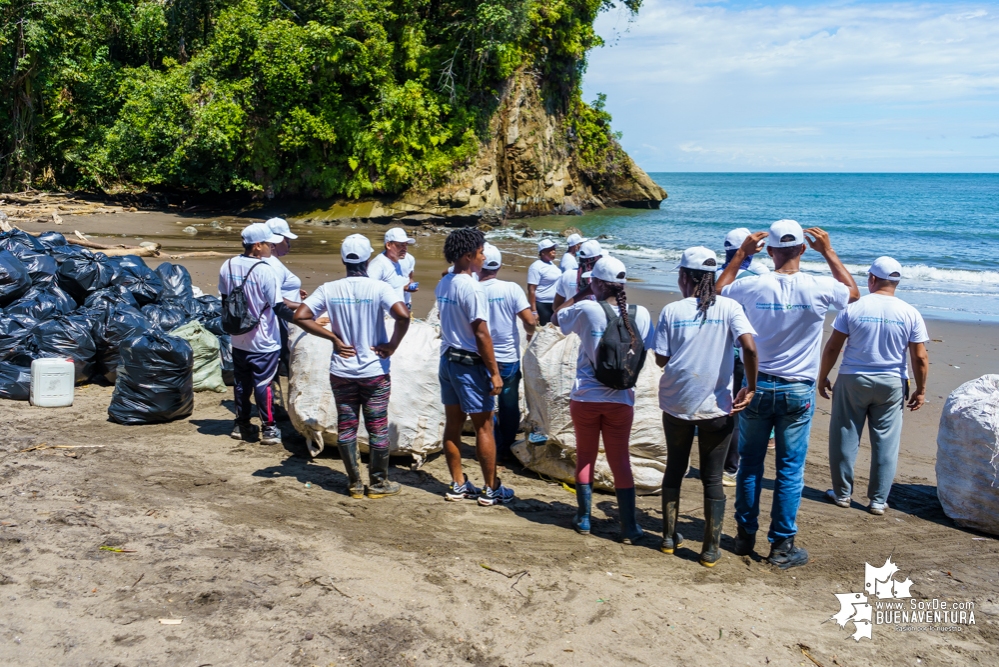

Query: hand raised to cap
left=804, top=227, right=833, bottom=255
left=741, top=231, right=768, bottom=256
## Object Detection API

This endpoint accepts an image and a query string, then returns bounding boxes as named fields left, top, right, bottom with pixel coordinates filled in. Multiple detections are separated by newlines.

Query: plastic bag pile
left=0, top=229, right=229, bottom=423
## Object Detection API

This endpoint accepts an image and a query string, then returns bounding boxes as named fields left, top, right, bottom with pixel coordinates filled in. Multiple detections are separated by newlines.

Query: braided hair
left=444, top=228, right=485, bottom=264
left=345, top=260, right=368, bottom=277
left=682, top=267, right=716, bottom=320
left=608, top=282, right=637, bottom=345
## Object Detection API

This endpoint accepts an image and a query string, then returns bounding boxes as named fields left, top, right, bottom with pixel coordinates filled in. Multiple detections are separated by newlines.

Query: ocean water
left=488, top=173, right=999, bottom=322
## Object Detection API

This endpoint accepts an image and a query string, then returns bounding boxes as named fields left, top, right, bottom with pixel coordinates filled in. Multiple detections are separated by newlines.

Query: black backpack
left=594, top=302, right=647, bottom=390
left=221, top=259, right=269, bottom=335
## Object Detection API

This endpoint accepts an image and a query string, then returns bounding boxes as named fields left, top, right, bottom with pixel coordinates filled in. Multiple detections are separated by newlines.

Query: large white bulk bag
left=287, top=324, right=338, bottom=457
left=936, top=374, right=999, bottom=535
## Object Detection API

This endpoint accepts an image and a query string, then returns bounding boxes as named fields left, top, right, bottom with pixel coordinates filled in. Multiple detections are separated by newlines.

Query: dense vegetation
left=1, top=0, right=640, bottom=197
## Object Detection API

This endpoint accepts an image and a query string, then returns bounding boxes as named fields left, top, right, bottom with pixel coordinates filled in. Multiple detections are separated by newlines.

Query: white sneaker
left=825, top=489, right=850, bottom=508
left=722, top=472, right=737, bottom=487
left=868, top=501, right=889, bottom=516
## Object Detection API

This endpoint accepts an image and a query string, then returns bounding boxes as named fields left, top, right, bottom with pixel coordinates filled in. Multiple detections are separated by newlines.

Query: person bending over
left=527, top=239, right=561, bottom=325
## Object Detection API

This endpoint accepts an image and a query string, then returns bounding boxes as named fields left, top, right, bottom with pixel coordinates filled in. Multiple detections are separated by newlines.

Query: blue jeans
left=494, top=361, right=521, bottom=460
left=735, top=373, right=816, bottom=543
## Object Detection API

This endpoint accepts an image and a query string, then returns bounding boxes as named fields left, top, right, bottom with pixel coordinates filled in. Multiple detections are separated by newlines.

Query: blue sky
left=582, top=0, right=999, bottom=172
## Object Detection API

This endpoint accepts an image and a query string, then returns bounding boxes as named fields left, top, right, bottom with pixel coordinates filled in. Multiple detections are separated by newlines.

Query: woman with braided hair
left=653, top=247, right=758, bottom=567
left=553, top=256, right=655, bottom=544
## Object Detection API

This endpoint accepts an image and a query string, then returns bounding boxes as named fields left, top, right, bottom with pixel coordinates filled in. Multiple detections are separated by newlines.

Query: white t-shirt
left=368, top=252, right=411, bottom=304
left=527, top=259, right=561, bottom=303
left=561, top=252, right=578, bottom=273
left=436, top=272, right=489, bottom=354
left=302, top=277, right=402, bottom=378
left=833, top=293, right=929, bottom=378
left=218, top=256, right=282, bottom=354
left=722, top=272, right=851, bottom=382
left=654, top=296, right=756, bottom=420
left=262, top=255, right=302, bottom=302
left=555, top=270, right=578, bottom=299
left=401, top=254, right=416, bottom=306
left=558, top=300, right=655, bottom=406
left=481, top=279, right=531, bottom=363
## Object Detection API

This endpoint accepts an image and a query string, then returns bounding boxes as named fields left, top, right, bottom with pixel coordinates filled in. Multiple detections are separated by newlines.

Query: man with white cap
left=220, top=223, right=300, bottom=445
left=368, top=227, right=418, bottom=310
left=527, top=238, right=561, bottom=325
left=818, top=256, right=929, bottom=515
left=560, top=233, right=585, bottom=273
left=716, top=220, right=859, bottom=570
left=479, top=243, right=536, bottom=461
left=293, top=234, right=411, bottom=499
left=264, top=217, right=305, bottom=380
left=553, top=239, right=602, bottom=310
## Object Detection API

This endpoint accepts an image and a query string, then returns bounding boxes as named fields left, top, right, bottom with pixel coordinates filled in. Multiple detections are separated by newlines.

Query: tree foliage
left=1, top=0, right=641, bottom=196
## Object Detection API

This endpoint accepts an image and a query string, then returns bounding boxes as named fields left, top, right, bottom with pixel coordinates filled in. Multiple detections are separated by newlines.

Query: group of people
left=219, top=217, right=929, bottom=571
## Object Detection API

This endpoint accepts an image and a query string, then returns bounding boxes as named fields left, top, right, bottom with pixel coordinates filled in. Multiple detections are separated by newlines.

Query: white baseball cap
left=724, top=227, right=752, bottom=249
left=341, top=234, right=373, bottom=264
left=537, top=238, right=557, bottom=252
left=869, top=256, right=903, bottom=281
left=577, top=239, right=603, bottom=260
left=582, top=256, right=628, bottom=284
left=675, top=246, right=719, bottom=272
left=242, top=222, right=284, bottom=245
left=768, top=219, right=804, bottom=248
left=265, top=217, right=298, bottom=239
left=566, top=233, right=585, bottom=247
left=385, top=227, right=416, bottom=245
left=482, top=243, right=502, bottom=270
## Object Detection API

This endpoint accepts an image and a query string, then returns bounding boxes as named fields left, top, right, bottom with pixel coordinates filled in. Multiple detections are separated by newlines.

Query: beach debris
left=304, top=482, right=313, bottom=489
left=131, top=573, right=145, bottom=587
left=99, top=546, right=137, bottom=553
left=52, top=212, right=63, bottom=225
left=182, top=226, right=198, bottom=235
left=158, top=618, right=183, bottom=625
left=479, top=563, right=530, bottom=597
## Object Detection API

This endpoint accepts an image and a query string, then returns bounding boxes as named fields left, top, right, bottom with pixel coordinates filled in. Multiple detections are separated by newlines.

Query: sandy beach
left=1, top=210, right=997, bottom=666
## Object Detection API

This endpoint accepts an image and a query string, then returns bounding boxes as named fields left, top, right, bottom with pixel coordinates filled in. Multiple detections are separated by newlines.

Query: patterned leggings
left=330, top=374, right=391, bottom=451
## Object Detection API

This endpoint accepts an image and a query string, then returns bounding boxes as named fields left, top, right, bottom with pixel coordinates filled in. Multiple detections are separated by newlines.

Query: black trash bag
left=0, top=362, right=31, bottom=401
left=37, top=231, right=68, bottom=248
left=9, top=246, right=59, bottom=288
left=195, top=294, right=222, bottom=321
left=4, top=285, right=77, bottom=322
left=155, top=262, right=193, bottom=300
left=141, top=301, right=189, bottom=331
left=203, top=316, right=225, bottom=336
left=57, top=249, right=112, bottom=304
left=31, top=314, right=98, bottom=383
left=109, top=255, right=163, bottom=306
left=108, top=332, right=194, bottom=425
left=0, top=314, right=35, bottom=361
left=84, top=285, right=139, bottom=311
left=0, top=250, right=32, bottom=307
left=0, top=229, right=46, bottom=253
left=49, top=244, right=90, bottom=264
left=218, top=334, right=234, bottom=386
left=93, top=305, right=151, bottom=383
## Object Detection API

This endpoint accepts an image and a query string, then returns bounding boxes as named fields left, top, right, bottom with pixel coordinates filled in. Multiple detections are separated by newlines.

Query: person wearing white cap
left=263, top=217, right=305, bottom=380
left=479, top=243, right=536, bottom=461
left=653, top=247, right=758, bottom=567
left=553, top=256, right=655, bottom=544
left=527, top=238, right=561, bottom=325
left=220, top=223, right=300, bottom=445
left=817, top=256, right=929, bottom=516
left=368, top=227, right=418, bottom=309
left=716, top=220, right=859, bottom=570
left=292, top=234, right=411, bottom=499
left=560, top=233, right=585, bottom=274
left=553, top=239, right=602, bottom=310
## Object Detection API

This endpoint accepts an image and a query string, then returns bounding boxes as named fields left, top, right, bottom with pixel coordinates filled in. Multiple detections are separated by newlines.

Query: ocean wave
left=797, top=261, right=999, bottom=286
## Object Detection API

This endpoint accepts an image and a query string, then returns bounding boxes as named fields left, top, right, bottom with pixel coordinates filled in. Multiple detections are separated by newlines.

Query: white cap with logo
left=724, top=227, right=752, bottom=249
left=341, top=234, right=373, bottom=264
left=674, top=246, right=719, bottom=272
left=537, top=238, right=557, bottom=252
left=869, top=256, right=903, bottom=281
left=265, top=217, right=298, bottom=239
left=242, top=222, right=284, bottom=246
left=768, top=219, right=805, bottom=248
left=582, top=256, right=628, bottom=284
left=566, top=233, right=585, bottom=247
left=577, top=239, right=603, bottom=260
left=482, top=243, right=502, bottom=270
left=385, top=227, right=416, bottom=245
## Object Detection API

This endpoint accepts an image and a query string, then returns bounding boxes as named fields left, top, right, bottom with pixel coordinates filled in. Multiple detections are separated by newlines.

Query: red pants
left=570, top=400, right=635, bottom=489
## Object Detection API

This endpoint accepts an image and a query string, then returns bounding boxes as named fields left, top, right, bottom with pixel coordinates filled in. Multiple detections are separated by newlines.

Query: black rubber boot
left=734, top=525, right=756, bottom=556
left=767, top=536, right=809, bottom=570
left=616, top=487, right=645, bottom=545
left=337, top=442, right=365, bottom=499
left=699, top=497, right=726, bottom=567
left=660, top=488, right=684, bottom=554
left=572, top=483, right=592, bottom=534
left=366, top=447, right=401, bottom=499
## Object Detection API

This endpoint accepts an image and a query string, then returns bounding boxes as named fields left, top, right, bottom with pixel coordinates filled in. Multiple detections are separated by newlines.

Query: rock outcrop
left=302, top=73, right=666, bottom=226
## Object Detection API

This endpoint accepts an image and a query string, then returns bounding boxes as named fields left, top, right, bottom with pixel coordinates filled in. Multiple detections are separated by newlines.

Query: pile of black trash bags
left=0, top=229, right=233, bottom=424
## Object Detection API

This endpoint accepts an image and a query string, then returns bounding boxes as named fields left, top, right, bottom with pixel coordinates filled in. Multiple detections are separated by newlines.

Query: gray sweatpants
left=828, top=373, right=905, bottom=505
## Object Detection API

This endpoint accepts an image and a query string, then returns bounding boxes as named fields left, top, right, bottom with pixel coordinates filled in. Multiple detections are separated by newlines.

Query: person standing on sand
left=560, top=233, right=585, bottom=274
left=263, top=217, right=306, bottom=390
left=436, top=228, right=515, bottom=506
left=221, top=223, right=300, bottom=446
left=818, top=256, right=930, bottom=516
left=292, top=235, right=411, bottom=499
left=528, top=239, right=561, bottom=326
left=553, top=256, right=655, bottom=544
left=654, top=247, right=758, bottom=567
left=369, top=227, right=418, bottom=311
left=716, top=220, right=859, bottom=570
left=479, top=244, right=536, bottom=462
left=553, top=239, right=603, bottom=310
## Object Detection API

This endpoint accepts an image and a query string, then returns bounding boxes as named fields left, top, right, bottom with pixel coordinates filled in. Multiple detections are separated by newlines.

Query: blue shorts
left=439, top=355, right=495, bottom=415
